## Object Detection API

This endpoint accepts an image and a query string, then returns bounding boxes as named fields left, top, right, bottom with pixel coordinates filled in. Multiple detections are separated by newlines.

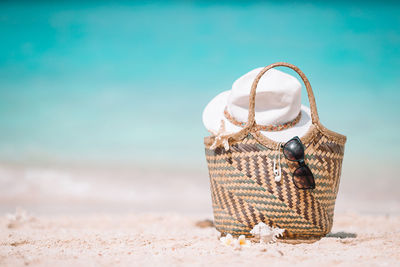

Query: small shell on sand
left=250, top=222, right=285, bottom=244
left=5, top=208, right=35, bottom=229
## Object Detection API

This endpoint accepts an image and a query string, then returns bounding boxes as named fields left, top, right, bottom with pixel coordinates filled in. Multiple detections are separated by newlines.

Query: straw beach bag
left=204, top=62, right=346, bottom=240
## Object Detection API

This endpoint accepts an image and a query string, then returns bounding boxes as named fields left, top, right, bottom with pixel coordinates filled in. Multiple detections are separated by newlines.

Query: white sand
left=1, top=163, right=400, bottom=266
left=1, top=211, right=399, bottom=267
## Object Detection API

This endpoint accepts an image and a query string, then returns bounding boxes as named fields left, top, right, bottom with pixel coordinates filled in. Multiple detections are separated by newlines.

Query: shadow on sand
left=326, top=232, right=357, bottom=239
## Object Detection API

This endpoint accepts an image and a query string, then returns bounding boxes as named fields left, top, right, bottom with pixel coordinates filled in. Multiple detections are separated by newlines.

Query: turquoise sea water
left=0, top=1, right=399, bottom=171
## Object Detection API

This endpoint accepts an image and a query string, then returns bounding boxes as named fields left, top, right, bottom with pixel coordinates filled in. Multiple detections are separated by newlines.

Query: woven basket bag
left=204, top=62, right=347, bottom=240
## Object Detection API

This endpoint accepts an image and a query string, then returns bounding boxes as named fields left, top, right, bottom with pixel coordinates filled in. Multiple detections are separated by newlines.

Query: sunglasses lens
left=293, top=165, right=315, bottom=189
left=283, top=139, right=305, bottom=161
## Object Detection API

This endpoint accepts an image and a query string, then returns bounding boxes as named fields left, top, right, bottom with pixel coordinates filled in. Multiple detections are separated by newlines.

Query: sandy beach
left=0, top=159, right=399, bottom=267
left=1, top=163, right=400, bottom=266
left=1, top=211, right=400, bottom=267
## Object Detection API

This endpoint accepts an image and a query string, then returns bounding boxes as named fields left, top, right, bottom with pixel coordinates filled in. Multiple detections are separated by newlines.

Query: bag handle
left=245, top=62, right=320, bottom=130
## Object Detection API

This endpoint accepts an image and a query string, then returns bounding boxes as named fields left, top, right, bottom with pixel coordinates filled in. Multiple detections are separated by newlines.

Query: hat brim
left=202, top=90, right=312, bottom=143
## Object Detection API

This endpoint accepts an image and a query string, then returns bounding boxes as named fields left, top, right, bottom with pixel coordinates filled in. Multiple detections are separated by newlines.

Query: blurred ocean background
left=0, top=1, right=399, bottom=214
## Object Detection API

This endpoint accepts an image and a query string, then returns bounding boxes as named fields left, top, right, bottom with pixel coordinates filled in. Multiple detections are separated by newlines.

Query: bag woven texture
left=204, top=63, right=347, bottom=240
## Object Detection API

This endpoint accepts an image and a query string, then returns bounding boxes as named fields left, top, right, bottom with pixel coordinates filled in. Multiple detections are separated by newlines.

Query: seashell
left=250, top=222, right=285, bottom=243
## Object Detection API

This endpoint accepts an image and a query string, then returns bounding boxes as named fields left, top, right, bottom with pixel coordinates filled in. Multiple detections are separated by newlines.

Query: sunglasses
left=281, top=136, right=315, bottom=190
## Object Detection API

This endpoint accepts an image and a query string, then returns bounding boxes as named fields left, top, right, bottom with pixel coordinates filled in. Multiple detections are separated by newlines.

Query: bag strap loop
left=245, top=62, right=320, bottom=130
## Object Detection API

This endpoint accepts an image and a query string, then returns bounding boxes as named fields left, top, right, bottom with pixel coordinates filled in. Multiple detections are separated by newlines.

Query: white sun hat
left=202, top=67, right=312, bottom=143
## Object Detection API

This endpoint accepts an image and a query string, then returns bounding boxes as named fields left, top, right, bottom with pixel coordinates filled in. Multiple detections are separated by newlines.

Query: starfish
left=209, top=120, right=232, bottom=151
